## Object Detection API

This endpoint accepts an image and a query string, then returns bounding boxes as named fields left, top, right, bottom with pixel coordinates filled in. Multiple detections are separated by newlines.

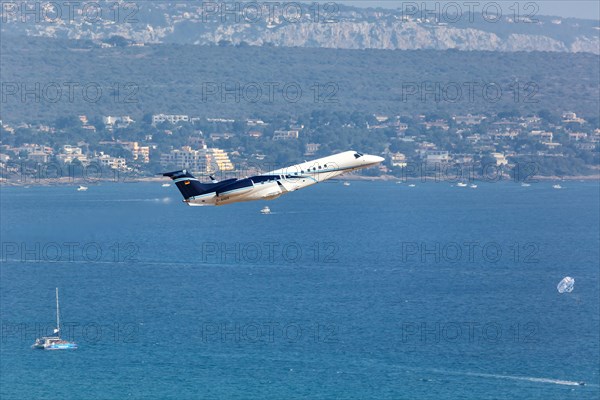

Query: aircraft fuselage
left=164, top=151, right=384, bottom=206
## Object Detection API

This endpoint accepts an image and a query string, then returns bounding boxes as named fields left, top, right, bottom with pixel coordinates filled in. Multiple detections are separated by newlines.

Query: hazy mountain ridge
left=2, top=2, right=598, bottom=53
left=200, top=21, right=598, bottom=53
left=2, top=37, right=599, bottom=122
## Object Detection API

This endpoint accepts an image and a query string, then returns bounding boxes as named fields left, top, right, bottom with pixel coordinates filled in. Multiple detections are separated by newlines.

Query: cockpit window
left=354, top=152, right=363, bottom=159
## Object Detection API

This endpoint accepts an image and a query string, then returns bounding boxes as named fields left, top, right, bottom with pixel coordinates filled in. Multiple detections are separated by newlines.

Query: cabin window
left=354, top=152, right=363, bottom=159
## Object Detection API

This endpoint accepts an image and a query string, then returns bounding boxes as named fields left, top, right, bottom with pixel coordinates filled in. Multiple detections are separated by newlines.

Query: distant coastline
left=2, top=174, right=599, bottom=187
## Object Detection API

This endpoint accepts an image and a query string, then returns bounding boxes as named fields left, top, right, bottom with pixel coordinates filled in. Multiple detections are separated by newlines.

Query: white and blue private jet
left=163, top=150, right=384, bottom=206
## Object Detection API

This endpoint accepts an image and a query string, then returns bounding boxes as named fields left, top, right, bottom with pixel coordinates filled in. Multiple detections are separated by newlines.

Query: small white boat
left=396, top=181, right=403, bottom=184
left=343, top=182, right=351, bottom=186
left=553, top=184, right=563, bottom=189
left=260, top=206, right=271, bottom=214
left=32, top=288, right=77, bottom=350
left=456, top=182, right=467, bottom=187
left=521, top=183, right=531, bottom=187
left=162, top=183, right=171, bottom=187
left=408, top=184, right=416, bottom=188
left=470, top=184, right=478, bottom=189
left=76, top=185, right=88, bottom=191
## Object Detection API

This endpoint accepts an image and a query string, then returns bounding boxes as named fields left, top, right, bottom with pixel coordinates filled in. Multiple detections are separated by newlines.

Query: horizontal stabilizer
left=163, top=170, right=195, bottom=179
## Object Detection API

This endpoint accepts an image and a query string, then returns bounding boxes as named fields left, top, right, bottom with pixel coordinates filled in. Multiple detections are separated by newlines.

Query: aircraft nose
left=365, top=155, right=385, bottom=164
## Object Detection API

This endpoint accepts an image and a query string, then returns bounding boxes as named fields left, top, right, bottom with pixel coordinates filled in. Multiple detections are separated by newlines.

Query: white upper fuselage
left=267, top=150, right=383, bottom=186
left=187, top=151, right=384, bottom=206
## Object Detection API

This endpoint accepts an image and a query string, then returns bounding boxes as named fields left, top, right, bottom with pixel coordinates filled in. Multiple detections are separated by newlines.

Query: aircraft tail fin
left=162, top=170, right=212, bottom=200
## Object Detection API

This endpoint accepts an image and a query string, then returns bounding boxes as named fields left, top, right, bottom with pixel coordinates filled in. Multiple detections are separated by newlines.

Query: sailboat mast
left=55, top=287, right=60, bottom=335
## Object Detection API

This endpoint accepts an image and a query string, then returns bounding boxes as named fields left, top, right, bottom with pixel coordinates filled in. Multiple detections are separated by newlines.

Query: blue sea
left=1, top=180, right=599, bottom=399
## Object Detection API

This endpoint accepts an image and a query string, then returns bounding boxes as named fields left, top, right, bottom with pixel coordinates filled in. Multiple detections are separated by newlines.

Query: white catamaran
left=32, top=288, right=78, bottom=350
